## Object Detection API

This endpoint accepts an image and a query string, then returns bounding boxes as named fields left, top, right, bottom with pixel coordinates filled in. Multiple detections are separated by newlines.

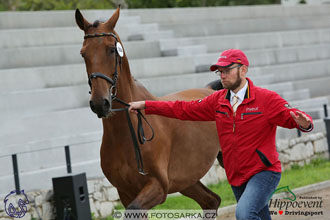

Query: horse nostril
left=103, top=99, right=110, bottom=110
left=89, top=100, right=94, bottom=109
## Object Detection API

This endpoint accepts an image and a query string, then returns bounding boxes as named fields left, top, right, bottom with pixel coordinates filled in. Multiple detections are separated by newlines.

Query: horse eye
left=107, top=47, right=116, bottom=55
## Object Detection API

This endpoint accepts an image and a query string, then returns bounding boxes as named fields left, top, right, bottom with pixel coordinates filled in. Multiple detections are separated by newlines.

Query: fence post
left=12, top=154, right=20, bottom=194
left=324, top=104, right=328, bottom=117
left=65, top=145, right=72, bottom=174
left=323, top=104, right=330, bottom=160
left=297, top=129, right=301, bottom=137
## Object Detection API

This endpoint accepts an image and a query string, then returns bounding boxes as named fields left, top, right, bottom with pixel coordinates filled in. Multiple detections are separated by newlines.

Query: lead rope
left=85, top=32, right=154, bottom=175
left=111, top=97, right=154, bottom=175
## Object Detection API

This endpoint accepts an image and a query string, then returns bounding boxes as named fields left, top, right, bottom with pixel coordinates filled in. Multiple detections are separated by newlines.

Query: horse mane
left=206, top=79, right=224, bottom=91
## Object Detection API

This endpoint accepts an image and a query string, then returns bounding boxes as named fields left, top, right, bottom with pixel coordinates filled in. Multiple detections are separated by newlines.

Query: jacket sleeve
left=265, top=91, right=313, bottom=132
left=145, top=92, right=218, bottom=121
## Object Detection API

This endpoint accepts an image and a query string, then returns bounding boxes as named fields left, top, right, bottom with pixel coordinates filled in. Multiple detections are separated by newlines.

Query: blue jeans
left=231, top=171, right=281, bottom=220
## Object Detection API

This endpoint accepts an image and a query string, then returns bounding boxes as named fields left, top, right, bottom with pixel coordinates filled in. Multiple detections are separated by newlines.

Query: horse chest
left=100, top=144, right=144, bottom=190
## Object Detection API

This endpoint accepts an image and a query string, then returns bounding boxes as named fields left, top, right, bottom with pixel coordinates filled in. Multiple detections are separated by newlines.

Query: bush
left=0, top=0, right=116, bottom=11
left=0, top=0, right=281, bottom=11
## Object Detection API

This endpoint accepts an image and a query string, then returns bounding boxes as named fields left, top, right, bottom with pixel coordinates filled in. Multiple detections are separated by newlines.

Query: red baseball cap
left=210, top=49, right=249, bottom=71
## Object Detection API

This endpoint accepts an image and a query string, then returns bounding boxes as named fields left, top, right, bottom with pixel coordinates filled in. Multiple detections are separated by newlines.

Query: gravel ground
left=217, top=186, right=330, bottom=220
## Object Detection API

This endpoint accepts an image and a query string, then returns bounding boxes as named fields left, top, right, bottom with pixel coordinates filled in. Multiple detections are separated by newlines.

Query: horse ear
left=75, top=8, right=90, bottom=31
left=105, top=6, right=120, bottom=30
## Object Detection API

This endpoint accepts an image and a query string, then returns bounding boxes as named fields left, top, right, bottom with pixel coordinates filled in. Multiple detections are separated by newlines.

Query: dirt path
left=218, top=187, right=330, bottom=220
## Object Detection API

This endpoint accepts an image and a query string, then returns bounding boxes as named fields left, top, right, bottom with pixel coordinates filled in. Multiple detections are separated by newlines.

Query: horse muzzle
left=89, top=98, right=111, bottom=118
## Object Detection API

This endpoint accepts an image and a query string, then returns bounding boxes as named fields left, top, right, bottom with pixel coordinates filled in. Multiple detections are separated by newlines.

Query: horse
left=75, top=7, right=223, bottom=217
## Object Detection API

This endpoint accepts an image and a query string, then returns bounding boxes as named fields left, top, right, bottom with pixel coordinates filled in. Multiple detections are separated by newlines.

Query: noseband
left=84, top=32, right=154, bottom=175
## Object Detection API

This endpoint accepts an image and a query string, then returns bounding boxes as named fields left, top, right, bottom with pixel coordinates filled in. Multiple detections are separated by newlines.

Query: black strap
left=112, top=97, right=154, bottom=175
left=85, top=32, right=151, bottom=175
left=89, top=72, right=115, bottom=87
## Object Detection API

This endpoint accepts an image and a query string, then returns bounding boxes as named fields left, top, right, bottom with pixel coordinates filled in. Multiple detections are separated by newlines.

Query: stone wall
left=0, top=132, right=328, bottom=220
left=277, top=132, right=329, bottom=170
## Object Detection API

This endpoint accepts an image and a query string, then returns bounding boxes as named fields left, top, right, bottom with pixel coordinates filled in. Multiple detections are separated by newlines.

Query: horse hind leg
left=180, top=181, right=221, bottom=220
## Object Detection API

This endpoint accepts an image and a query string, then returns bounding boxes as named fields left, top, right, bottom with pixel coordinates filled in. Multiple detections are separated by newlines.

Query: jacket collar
left=222, top=77, right=255, bottom=105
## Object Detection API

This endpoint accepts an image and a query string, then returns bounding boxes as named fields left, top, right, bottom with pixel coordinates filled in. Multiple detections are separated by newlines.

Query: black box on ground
left=52, top=173, right=92, bottom=220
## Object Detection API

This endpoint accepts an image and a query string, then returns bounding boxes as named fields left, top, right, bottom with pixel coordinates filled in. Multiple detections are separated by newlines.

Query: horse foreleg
left=118, top=190, right=134, bottom=208
left=180, top=181, right=221, bottom=220
left=127, top=177, right=167, bottom=210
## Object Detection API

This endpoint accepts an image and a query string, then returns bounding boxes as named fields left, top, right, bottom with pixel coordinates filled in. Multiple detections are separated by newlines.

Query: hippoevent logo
left=268, top=186, right=323, bottom=217
left=4, top=190, right=29, bottom=218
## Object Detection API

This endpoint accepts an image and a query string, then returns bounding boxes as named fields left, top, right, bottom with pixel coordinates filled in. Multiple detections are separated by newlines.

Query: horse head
left=75, top=7, right=124, bottom=118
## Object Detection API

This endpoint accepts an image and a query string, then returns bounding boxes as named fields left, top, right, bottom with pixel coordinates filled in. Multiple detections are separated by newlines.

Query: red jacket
left=145, top=78, right=313, bottom=186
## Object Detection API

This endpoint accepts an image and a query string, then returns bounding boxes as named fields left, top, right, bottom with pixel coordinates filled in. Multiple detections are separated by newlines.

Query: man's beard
left=223, top=71, right=242, bottom=91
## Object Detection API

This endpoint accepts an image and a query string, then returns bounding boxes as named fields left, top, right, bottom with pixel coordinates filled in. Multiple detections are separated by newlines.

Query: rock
left=278, top=153, right=290, bottom=164
left=35, top=194, right=43, bottom=207
left=315, top=132, right=324, bottom=139
left=308, top=133, right=319, bottom=141
left=20, top=212, right=31, bottom=220
left=106, top=187, right=120, bottom=201
left=314, top=138, right=328, bottom=153
left=201, top=165, right=219, bottom=185
left=289, top=142, right=313, bottom=161
left=297, top=161, right=305, bottom=167
left=103, top=178, right=112, bottom=187
left=89, top=198, right=99, bottom=218
left=289, top=138, right=296, bottom=147
left=93, top=191, right=104, bottom=201
left=30, top=206, right=42, bottom=219
left=44, top=190, right=53, bottom=201
left=94, top=181, right=102, bottom=193
left=94, top=201, right=100, bottom=212
left=99, top=202, right=115, bottom=217
left=301, top=136, right=309, bottom=143
left=214, top=165, right=227, bottom=182
left=277, top=139, right=289, bottom=152
left=0, top=200, right=4, bottom=211
left=42, top=202, right=54, bottom=220
left=87, top=180, right=95, bottom=194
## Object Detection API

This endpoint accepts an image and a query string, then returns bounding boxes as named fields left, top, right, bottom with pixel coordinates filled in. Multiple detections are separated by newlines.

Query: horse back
left=159, top=88, right=215, bottom=101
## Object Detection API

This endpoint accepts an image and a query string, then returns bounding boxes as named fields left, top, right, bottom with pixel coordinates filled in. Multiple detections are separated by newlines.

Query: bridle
left=85, top=32, right=120, bottom=107
left=84, top=32, right=154, bottom=175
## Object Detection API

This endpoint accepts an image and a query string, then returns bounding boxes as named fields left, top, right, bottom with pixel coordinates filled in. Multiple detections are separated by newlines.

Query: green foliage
left=126, top=0, right=281, bottom=8
left=119, top=157, right=330, bottom=211
left=0, top=0, right=281, bottom=11
left=0, top=0, right=116, bottom=11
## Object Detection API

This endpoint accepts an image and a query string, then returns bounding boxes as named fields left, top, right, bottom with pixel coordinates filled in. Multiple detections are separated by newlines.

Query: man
left=129, top=49, right=313, bottom=220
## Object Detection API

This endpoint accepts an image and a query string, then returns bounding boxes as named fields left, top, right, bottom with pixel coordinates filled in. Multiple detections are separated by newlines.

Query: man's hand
left=290, top=111, right=311, bottom=129
left=128, top=101, right=146, bottom=114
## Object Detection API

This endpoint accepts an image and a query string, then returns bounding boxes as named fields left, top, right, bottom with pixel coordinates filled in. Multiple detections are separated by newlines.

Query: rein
left=85, top=32, right=154, bottom=175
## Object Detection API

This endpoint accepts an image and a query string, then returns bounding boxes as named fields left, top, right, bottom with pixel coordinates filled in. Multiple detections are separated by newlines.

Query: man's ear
left=239, top=65, right=248, bottom=78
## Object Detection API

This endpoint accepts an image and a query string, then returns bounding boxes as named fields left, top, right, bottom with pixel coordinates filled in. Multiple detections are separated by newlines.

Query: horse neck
left=116, top=55, right=155, bottom=102
left=102, top=55, right=155, bottom=132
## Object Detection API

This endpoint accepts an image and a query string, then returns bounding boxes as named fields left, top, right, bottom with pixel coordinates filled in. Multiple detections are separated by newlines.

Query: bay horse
left=75, top=7, right=223, bottom=217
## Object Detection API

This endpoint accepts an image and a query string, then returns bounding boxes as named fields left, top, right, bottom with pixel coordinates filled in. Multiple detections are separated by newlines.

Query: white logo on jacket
left=246, top=107, right=259, bottom=111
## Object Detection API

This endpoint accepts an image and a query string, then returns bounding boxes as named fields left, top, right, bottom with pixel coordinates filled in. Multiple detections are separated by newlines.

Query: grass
left=97, top=157, right=330, bottom=220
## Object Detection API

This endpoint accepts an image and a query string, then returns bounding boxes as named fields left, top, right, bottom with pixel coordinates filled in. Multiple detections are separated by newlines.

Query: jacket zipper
left=233, top=111, right=236, bottom=133
left=216, top=111, right=229, bottom=118
left=241, top=112, right=262, bottom=120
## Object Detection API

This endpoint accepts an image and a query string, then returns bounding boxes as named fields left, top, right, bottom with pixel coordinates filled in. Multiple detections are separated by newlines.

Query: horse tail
left=205, top=79, right=223, bottom=91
